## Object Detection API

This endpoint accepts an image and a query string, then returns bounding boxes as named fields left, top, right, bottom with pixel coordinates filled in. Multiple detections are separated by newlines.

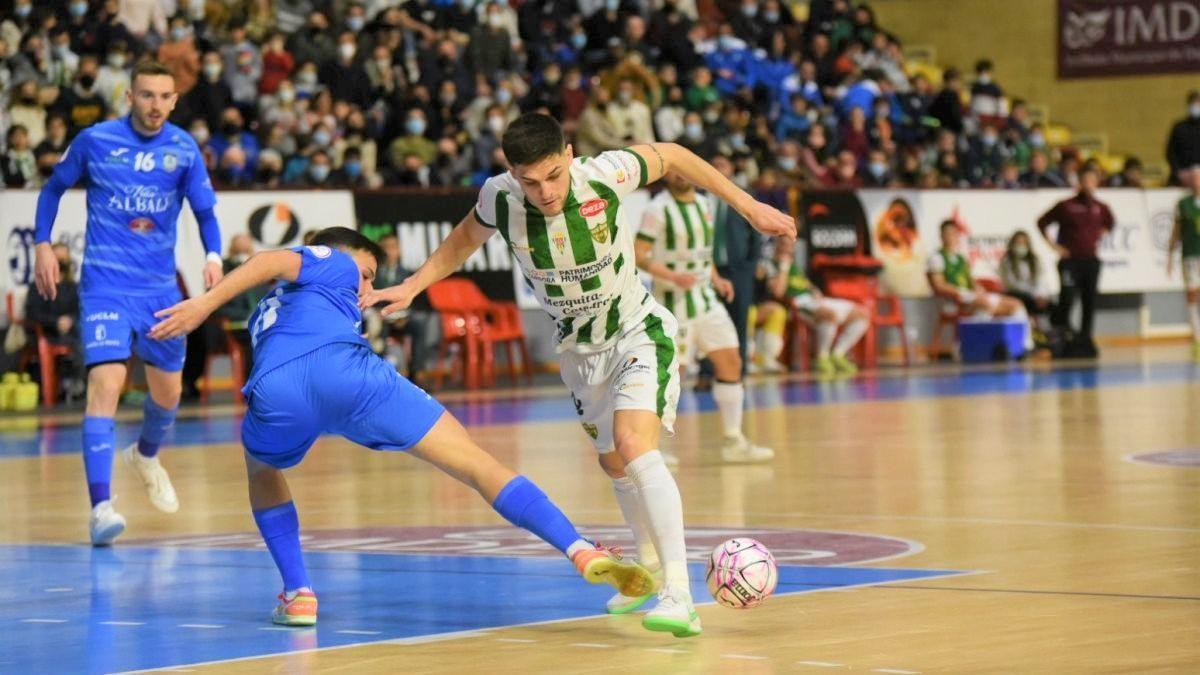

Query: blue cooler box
left=958, top=319, right=1027, bottom=363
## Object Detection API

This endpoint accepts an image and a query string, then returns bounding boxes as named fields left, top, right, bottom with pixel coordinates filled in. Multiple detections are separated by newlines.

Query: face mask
left=70, top=2, right=88, bottom=18
left=487, top=116, right=505, bottom=134
left=488, top=13, right=505, bottom=28
left=741, top=3, right=758, bottom=18
left=1190, top=104, right=1200, bottom=118
left=1030, top=133, right=1045, bottom=148
left=764, top=10, right=779, bottom=23
left=495, top=88, right=513, bottom=105
left=312, top=130, right=332, bottom=146
left=730, top=133, right=746, bottom=147
left=869, top=161, right=887, bottom=177
left=982, top=134, right=997, bottom=147
left=222, top=122, right=242, bottom=137
left=605, top=0, right=619, bottom=11
left=78, top=74, right=95, bottom=90
left=309, top=164, right=331, bottom=182
left=107, top=53, right=126, bottom=68
left=778, top=156, right=797, bottom=171
left=685, top=123, right=703, bottom=140
left=406, top=118, right=426, bottom=136
left=298, top=71, right=318, bottom=85
left=1012, top=244, right=1029, bottom=256
left=617, top=90, right=633, bottom=105
left=571, top=33, right=587, bottom=50
left=345, top=160, right=362, bottom=178
left=460, top=0, right=474, bottom=8
left=53, top=44, right=70, bottom=58
left=347, top=16, right=365, bottom=32
left=440, top=93, right=456, bottom=106
left=191, top=127, right=209, bottom=144
left=203, top=63, right=221, bottom=80
left=171, top=27, right=190, bottom=42
left=703, top=110, right=719, bottom=124
left=718, top=36, right=738, bottom=51
left=376, top=57, right=391, bottom=71
left=278, top=87, right=296, bottom=103
left=14, top=4, right=30, bottom=18
left=339, top=43, right=356, bottom=61
left=545, top=71, right=560, bottom=86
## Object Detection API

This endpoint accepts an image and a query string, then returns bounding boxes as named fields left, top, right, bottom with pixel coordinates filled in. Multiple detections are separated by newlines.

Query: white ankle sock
left=624, top=450, right=689, bottom=593
left=611, top=476, right=659, bottom=570
left=832, top=317, right=869, bottom=357
left=711, top=381, right=744, bottom=438
left=565, top=540, right=592, bottom=559
left=816, top=322, right=836, bottom=357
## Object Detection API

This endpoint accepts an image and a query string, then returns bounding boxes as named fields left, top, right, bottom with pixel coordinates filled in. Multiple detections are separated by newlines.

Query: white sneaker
left=606, top=566, right=663, bottom=615
left=720, top=435, right=775, bottom=463
left=122, top=443, right=179, bottom=513
left=90, top=499, right=126, bottom=546
left=661, top=450, right=681, bottom=469
left=642, top=586, right=701, bottom=637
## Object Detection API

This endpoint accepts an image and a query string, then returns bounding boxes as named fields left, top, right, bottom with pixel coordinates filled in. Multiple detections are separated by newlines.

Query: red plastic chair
left=427, top=279, right=487, bottom=389
left=7, top=291, right=72, bottom=408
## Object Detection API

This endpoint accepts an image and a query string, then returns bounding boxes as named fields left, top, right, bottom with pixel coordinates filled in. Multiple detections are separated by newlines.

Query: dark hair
left=131, top=61, right=174, bottom=86
left=975, top=59, right=993, bottom=73
left=310, top=226, right=385, bottom=266
left=940, top=219, right=958, bottom=234
left=1004, top=230, right=1039, bottom=283
left=943, top=67, right=960, bottom=82
left=501, top=113, right=566, bottom=166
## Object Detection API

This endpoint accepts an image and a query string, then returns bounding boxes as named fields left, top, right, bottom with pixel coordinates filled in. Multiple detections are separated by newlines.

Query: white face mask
left=339, top=43, right=356, bottom=61
left=487, top=116, right=506, bottom=134
left=1012, top=244, right=1029, bottom=256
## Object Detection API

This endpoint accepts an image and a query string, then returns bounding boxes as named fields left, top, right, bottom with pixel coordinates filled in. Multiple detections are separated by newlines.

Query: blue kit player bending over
left=33, top=61, right=225, bottom=545
left=148, top=227, right=655, bottom=626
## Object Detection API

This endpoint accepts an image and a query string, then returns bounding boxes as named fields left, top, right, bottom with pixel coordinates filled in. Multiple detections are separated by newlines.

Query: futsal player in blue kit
left=33, top=62, right=225, bottom=545
left=149, top=227, right=655, bottom=626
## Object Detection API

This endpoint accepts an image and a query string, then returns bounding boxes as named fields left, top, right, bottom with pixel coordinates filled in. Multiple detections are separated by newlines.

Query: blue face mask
left=869, top=162, right=887, bottom=177
left=685, top=123, right=704, bottom=140
left=778, top=156, right=797, bottom=171
left=345, top=161, right=362, bottom=178
left=571, top=33, right=587, bottom=50
left=741, top=3, right=758, bottom=18
left=309, top=164, right=330, bottom=182
left=406, top=118, right=427, bottom=136
left=495, top=88, right=513, bottom=105
left=312, top=130, right=331, bottom=147
left=347, top=16, right=365, bottom=32
left=15, top=4, right=31, bottom=18
left=70, top=2, right=88, bottom=18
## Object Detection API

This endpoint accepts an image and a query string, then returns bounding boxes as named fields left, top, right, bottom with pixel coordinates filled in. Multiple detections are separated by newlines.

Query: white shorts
left=793, top=295, right=857, bottom=323
left=1183, top=256, right=1200, bottom=292
left=559, top=305, right=681, bottom=452
left=676, top=308, right=741, bottom=366
left=942, top=292, right=1003, bottom=317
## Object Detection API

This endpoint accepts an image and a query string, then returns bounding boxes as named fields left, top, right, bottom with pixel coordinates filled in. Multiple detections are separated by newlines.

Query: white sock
left=711, top=381, right=745, bottom=438
left=611, top=476, right=659, bottom=571
left=761, top=332, right=784, bottom=363
left=625, top=450, right=689, bottom=594
left=832, top=317, right=869, bottom=357
left=816, top=322, right=836, bottom=358
left=566, top=540, right=592, bottom=559
left=1190, top=302, right=1200, bottom=341
left=1011, top=305, right=1033, bottom=350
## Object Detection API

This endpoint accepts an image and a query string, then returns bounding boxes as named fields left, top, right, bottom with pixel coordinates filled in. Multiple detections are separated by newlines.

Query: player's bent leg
left=408, top=412, right=656, bottom=598
left=244, top=451, right=316, bottom=626
left=122, top=365, right=181, bottom=513
left=830, top=302, right=869, bottom=376
left=708, top=348, right=774, bottom=464
left=598, top=450, right=662, bottom=613
left=84, top=363, right=126, bottom=546
left=811, top=306, right=839, bottom=378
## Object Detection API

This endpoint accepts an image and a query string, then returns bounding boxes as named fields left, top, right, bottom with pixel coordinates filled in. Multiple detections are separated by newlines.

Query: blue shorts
left=241, top=343, right=446, bottom=469
left=81, top=291, right=186, bottom=372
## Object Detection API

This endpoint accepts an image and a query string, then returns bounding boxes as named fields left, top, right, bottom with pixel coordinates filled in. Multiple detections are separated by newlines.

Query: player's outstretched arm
left=149, top=249, right=302, bottom=340
left=360, top=210, right=494, bottom=314
left=627, top=142, right=797, bottom=240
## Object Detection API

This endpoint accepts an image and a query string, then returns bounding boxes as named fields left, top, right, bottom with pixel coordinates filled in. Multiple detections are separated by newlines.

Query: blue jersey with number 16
left=49, top=117, right=216, bottom=296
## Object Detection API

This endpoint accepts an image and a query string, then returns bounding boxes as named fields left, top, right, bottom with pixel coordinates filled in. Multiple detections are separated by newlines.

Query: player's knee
left=85, top=369, right=123, bottom=411
left=597, top=451, right=626, bottom=478
left=612, top=428, right=651, bottom=462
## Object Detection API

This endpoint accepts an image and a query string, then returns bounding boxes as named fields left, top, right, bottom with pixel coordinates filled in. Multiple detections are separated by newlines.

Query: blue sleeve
left=291, top=246, right=359, bottom=291
left=184, top=139, right=218, bottom=212
left=195, top=207, right=221, bottom=256
left=34, top=131, right=90, bottom=244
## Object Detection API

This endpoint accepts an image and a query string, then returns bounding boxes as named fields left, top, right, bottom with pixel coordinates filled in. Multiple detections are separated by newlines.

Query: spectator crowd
left=0, top=0, right=1173, bottom=194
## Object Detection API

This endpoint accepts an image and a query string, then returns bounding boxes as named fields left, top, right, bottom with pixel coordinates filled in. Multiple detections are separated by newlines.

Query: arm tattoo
left=648, top=145, right=665, bottom=176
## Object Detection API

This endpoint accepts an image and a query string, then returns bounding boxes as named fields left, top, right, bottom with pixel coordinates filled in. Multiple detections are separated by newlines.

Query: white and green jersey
left=474, top=149, right=655, bottom=353
left=638, top=190, right=720, bottom=322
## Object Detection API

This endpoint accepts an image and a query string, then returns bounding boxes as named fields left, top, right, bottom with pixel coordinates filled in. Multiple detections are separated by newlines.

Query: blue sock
left=253, top=501, right=310, bottom=591
left=137, top=396, right=177, bottom=458
left=82, top=416, right=115, bottom=507
left=492, top=476, right=584, bottom=556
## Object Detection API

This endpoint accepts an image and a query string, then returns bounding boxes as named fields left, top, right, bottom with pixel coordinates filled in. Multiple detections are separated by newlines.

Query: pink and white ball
left=705, top=538, right=779, bottom=609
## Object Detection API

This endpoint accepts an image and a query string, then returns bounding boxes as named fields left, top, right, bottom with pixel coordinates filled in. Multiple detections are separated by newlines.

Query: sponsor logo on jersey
left=581, top=422, right=599, bottom=440
left=108, top=185, right=176, bottom=214
left=129, top=217, right=155, bottom=233
left=552, top=230, right=566, bottom=254
left=589, top=221, right=609, bottom=244
left=163, top=153, right=178, bottom=172
left=307, top=245, right=332, bottom=258
left=579, top=198, right=608, bottom=219
left=616, top=168, right=627, bottom=184
left=86, top=311, right=120, bottom=322
left=110, top=148, right=129, bottom=157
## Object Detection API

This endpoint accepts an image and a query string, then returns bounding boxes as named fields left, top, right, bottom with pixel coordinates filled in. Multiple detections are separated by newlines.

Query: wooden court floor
left=0, top=345, right=1197, bottom=673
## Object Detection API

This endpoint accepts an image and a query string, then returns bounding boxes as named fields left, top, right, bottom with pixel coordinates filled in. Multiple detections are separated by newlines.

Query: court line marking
left=647, top=647, right=689, bottom=654
left=1121, top=451, right=1200, bottom=468
left=568, top=642, right=613, bottom=649
left=874, top=669, right=920, bottom=674
left=120, top=570, right=972, bottom=673
left=20, top=619, right=67, bottom=624
left=798, top=661, right=845, bottom=668
left=43, top=587, right=73, bottom=592
left=337, top=630, right=382, bottom=636
left=723, top=654, right=768, bottom=660
left=99, top=621, right=146, bottom=626
left=494, top=638, right=537, bottom=643
left=178, top=624, right=225, bottom=629
left=881, top=584, right=1200, bottom=602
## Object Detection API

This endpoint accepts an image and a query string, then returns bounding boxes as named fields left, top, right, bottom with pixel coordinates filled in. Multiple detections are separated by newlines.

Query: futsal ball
left=705, top=538, right=778, bottom=609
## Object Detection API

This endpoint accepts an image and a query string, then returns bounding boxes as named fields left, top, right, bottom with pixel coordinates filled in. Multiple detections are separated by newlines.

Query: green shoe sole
left=606, top=593, right=654, bottom=615
left=642, top=615, right=702, bottom=638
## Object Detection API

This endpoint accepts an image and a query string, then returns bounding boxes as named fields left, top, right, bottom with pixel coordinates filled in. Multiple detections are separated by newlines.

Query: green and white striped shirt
left=638, top=190, right=720, bottom=322
left=474, top=149, right=655, bottom=353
